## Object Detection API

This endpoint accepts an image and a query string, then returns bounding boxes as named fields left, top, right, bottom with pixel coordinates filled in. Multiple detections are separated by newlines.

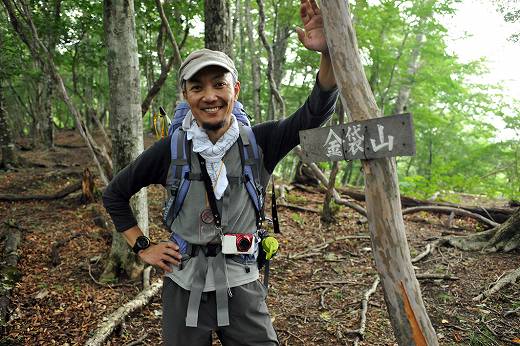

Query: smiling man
left=181, top=54, right=241, bottom=140
left=102, top=1, right=338, bottom=345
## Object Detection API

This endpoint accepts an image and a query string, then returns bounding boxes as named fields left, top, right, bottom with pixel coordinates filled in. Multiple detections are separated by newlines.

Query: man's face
left=183, top=65, right=240, bottom=133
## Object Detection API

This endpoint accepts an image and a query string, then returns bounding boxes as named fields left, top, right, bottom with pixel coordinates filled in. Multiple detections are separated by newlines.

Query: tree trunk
left=267, top=21, right=290, bottom=121
left=244, top=0, right=261, bottom=123
left=322, top=100, right=346, bottom=223
left=33, top=62, right=54, bottom=147
left=321, top=2, right=438, bottom=345
left=0, top=79, right=17, bottom=169
left=321, top=162, right=339, bottom=223
left=140, top=0, right=183, bottom=118
left=0, top=14, right=17, bottom=170
left=204, top=0, right=232, bottom=56
left=257, top=0, right=285, bottom=118
left=101, top=0, right=148, bottom=282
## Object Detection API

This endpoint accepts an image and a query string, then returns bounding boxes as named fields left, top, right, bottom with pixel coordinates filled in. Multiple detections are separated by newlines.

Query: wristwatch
left=132, top=235, right=151, bottom=254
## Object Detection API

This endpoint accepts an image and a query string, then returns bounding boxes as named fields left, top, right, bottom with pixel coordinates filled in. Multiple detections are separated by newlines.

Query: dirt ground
left=0, top=130, right=519, bottom=346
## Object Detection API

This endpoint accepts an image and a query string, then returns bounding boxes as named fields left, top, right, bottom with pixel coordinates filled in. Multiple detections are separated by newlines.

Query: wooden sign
left=299, top=113, right=416, bottom=163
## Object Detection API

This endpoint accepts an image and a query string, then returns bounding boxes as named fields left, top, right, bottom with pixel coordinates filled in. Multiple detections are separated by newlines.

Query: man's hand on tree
left=296, top=0, right=328, bottom=53
left=138, top=241, right=181, bottom=272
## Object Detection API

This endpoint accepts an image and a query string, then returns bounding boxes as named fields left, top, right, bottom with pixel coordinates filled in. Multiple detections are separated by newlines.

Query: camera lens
left=237, top=235, right=252, bottom=252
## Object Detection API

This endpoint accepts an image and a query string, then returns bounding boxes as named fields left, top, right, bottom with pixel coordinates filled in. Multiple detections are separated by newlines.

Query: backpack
left=162, top=101, right=265, bottom=231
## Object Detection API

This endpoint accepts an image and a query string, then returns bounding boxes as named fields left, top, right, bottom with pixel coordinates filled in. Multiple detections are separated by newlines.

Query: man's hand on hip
left=138, top=241, right=182, bottom=272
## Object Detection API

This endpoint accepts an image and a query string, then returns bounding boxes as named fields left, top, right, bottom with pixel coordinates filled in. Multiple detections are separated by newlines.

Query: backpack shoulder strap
left=163, top=128, right=192, bottom=228
left=237, top=124, right=264, bottom=227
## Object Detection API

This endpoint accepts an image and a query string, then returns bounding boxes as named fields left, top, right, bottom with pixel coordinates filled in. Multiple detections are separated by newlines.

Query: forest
left=0, top=0, right=519, bottom=345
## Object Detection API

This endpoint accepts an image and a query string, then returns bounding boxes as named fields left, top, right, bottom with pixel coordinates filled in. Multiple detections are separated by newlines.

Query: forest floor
left=0, top=129, right=519, bottom=346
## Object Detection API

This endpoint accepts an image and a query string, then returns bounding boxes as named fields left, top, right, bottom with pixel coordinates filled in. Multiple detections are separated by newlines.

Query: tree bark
left=321, top=2, right=438, bottom=345
left=204, top=0, right=232, bottom=56
left=102, top=0, right=148, bottom=282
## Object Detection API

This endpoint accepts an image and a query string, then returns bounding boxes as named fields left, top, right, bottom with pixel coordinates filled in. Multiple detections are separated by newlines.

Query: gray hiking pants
left=162, top=277, right=279, bottom=346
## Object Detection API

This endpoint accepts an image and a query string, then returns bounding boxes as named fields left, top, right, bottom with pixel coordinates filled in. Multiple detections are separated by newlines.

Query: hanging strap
left=197, top=154, right=222, bottom=228
left=185, top=251, right=209, bottom=327
left=271, top=175, right=280, bottom=234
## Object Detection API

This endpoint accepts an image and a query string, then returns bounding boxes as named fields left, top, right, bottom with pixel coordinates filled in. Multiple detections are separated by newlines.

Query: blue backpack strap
left=237, top=124, right=264, bottom=227
left=163, top=128, right=192, bottom=228
left=168, top=102, right=191, bottom=137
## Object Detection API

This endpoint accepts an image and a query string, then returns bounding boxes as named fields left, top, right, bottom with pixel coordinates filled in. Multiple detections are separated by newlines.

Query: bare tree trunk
left=321, top=2, right=438, bottom=345
left=267, top=17, right=290, bottom=121
left=101, top=0, right=148, bottom=283
left=322, top=100, right=346, bottom=223
left=32, top=60, right=53, bottom=147
left=0, top=80, right=17, bottom=169
left=256, top=0, right=285, bottom=118
left=393, top=32, right=425, bottom=114
left=244, top=0, right=261, bottom=122
left=40, top=73, right=54, bottom=147
left=204, top=0, right=232, bottom=56
left=140, top=0, right=183, bottom=117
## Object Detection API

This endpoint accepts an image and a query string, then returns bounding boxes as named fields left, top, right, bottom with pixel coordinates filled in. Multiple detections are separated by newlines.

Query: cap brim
left=182, top=61, right=234, bottom=81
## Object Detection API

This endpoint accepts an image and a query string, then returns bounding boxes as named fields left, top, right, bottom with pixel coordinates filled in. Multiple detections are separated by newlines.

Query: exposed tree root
left=473, top=267, right=520, bottom=302
left=412, top=243, right=437, bottom=263
left=442, top=211, right=519, bottom=253
left=84, top=280, right=162, bottom=346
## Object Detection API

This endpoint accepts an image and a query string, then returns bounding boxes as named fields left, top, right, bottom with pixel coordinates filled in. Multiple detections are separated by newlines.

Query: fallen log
left=0, top=181, right=81, bottom=201
left=402, top=206, right=498, bottom=228
left=0, top=223, right=22, bottom=327
left=84, top=280, right=162, bottom=346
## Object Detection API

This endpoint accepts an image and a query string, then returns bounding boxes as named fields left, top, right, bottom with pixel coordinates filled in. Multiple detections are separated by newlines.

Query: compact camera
left=221, top=233, right=255, bottom=255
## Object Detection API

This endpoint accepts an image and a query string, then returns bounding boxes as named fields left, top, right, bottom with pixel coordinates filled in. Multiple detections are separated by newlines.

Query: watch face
left=136, top=236, right=150, bottom=249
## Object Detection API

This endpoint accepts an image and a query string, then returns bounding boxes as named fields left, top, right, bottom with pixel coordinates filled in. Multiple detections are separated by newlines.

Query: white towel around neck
left=182, top=111, right=239, bottom=200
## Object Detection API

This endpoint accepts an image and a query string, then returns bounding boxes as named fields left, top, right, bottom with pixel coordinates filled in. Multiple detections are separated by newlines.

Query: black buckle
left=204, top=244, right=220, bottom=257
left=188, top=244, right=221, bottom=257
